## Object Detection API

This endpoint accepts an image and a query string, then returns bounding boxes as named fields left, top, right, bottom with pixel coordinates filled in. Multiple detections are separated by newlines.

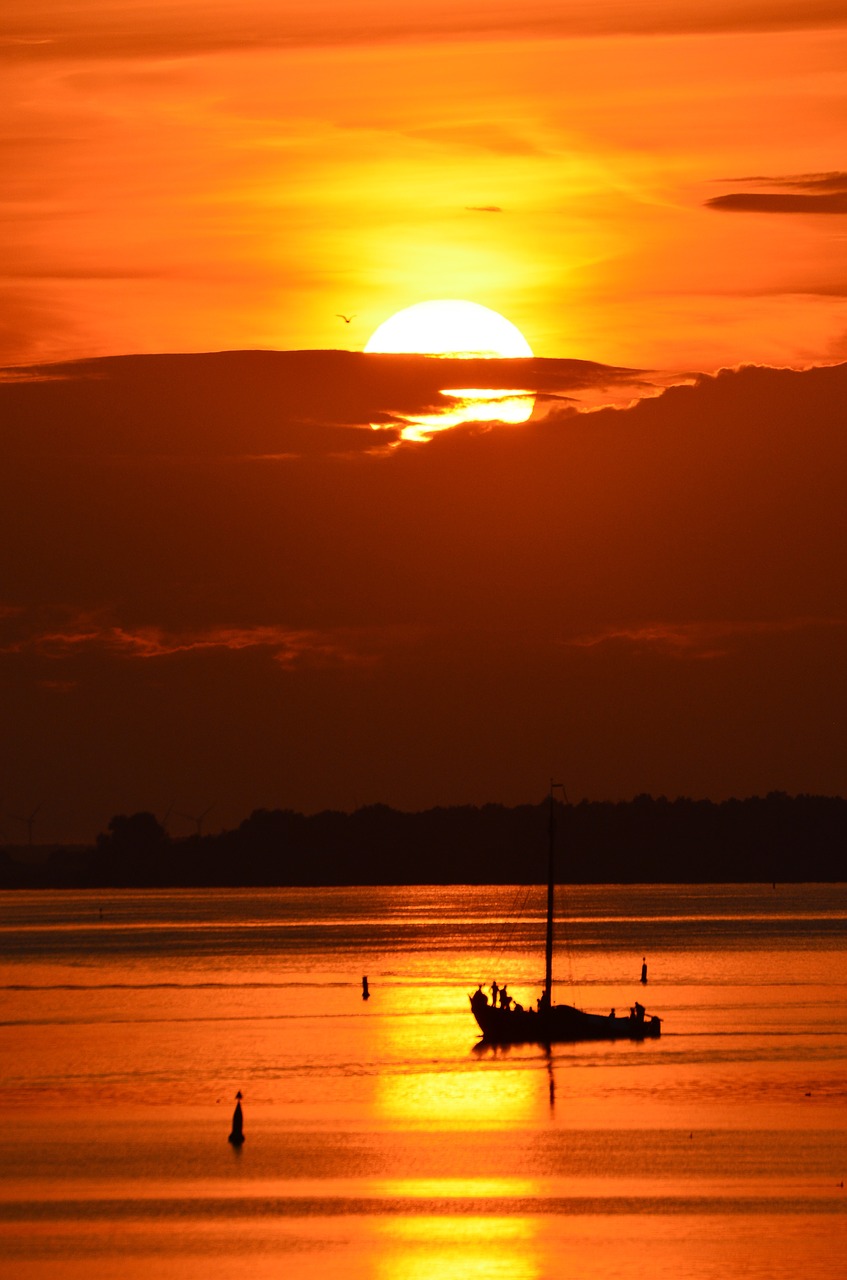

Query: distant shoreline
left=2, top=793, right=844, bottom=889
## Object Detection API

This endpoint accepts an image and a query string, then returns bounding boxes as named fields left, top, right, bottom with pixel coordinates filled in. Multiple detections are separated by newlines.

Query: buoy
left=228, top=1090, right=245, bottom=1146
left=362, top=975, right=370, bottom=1000
left=640, top=957, right=648, bottom=984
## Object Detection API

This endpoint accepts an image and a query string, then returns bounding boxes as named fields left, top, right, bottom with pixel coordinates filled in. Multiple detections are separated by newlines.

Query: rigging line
left=553, top=782, right=580, bottom=1002
left=556, top=880, right=579, bottom=999
left=490, top=881, right=532, bottom=958
left=490, top=882, right=536, bottom=982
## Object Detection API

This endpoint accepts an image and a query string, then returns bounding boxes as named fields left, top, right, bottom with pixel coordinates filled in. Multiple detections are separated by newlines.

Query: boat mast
left=544, top=781, right=558, bottom=1008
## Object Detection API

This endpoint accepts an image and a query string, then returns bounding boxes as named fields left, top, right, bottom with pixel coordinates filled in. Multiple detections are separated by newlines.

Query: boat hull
left=471, top=998, right=661, bottom=1044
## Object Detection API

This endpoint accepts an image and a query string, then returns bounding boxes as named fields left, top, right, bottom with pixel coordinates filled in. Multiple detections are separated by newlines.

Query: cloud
left=0, top=616, right=383, bottom=668
left=465, top=206, right=503, bottom=213
left=0, top=350, right=655, bottom=459
left=564, top=617, right=847, bottom=660
left=707, top=172, right=847, bottom=214
left=708, top=194, right=847, bottom=214
left=407, top=123, right=542, bottom=156
left=723, top=173, right=847, bottom=192
left=3, top=355, right=847, bottom=831
left=4, top=2, right=847, bottom=65
left=0, top=268, right=161, bottom=281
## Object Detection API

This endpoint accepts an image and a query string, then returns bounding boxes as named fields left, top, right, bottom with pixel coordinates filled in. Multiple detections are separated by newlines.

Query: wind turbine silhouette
left=175, top=804, right=214, bottom=836
left=8, top=805, right=41, bottom=847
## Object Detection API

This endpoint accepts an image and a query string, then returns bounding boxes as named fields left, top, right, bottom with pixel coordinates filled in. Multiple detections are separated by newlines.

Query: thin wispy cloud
left=4, top=2, right=846, bottom=65
left=36, top=678, right=78, bottom=694
left=1, top=618, right=384, bottom=668
left=746, top=172, right=847, bottom=192
left=565, top=618, right=847, bottom=660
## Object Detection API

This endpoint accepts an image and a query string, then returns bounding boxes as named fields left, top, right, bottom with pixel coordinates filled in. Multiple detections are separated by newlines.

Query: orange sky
left=2, top=3, right=847, bottom=841
left=3, top=2, right=847, bottom=369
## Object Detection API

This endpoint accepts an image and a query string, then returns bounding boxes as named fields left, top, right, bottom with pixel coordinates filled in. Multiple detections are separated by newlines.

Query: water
left=1, top=884, right=845, bottom=1278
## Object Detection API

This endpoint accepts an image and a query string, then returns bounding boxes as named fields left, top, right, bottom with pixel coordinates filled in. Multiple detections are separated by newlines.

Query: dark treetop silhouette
left=2, top=792, right=845, bottom=888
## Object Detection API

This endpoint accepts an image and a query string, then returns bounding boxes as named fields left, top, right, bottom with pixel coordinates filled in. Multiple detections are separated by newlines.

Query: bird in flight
left=336, top=313, right=356, bottom=324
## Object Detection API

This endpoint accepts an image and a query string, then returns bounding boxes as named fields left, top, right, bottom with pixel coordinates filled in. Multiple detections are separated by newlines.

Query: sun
left=363, top=301, right=535, bottom=441
left=364, top=299, right=533, bottom=358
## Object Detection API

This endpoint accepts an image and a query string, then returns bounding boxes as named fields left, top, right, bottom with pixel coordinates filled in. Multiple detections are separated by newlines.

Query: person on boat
left=470, top=986, right=488, bottom=1016
left=634, top=1001, right=645, bottom=1023
left=609, top=1008, right=616, bottom=1018
left=500, top=985, right=512, bottom=1010
left=490, top=980, right=499, bottom=1007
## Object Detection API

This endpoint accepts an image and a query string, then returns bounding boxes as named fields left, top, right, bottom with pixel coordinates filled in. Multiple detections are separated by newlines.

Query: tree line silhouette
left=1, top=792, right=844, bottom=888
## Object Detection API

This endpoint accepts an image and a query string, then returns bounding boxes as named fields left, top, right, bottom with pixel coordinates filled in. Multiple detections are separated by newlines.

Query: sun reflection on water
left=373, top=1057, right=547, bottom=1128
left=374, top=1213, right=542, bottom=1280
left=367, top=1177, right=538, bottom=1199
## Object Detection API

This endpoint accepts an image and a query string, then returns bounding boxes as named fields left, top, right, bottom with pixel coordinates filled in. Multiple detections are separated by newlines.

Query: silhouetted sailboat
left=470, top=785, right=662, bottom=1044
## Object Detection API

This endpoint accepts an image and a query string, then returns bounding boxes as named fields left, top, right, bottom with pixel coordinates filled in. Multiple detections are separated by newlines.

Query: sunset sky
left=2, top=2, right=846, bottom=842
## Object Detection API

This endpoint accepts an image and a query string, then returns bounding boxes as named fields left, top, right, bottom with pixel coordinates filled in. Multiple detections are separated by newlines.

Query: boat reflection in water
left=470, top=784, right=662, bottom=1045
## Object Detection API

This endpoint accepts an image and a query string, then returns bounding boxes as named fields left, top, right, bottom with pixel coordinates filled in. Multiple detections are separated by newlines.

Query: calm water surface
left=0, top=884, right=845, bottom=1278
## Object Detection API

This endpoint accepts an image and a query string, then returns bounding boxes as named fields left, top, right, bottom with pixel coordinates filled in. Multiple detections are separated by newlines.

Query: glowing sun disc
left=364, top=299, right=533, bottom=358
